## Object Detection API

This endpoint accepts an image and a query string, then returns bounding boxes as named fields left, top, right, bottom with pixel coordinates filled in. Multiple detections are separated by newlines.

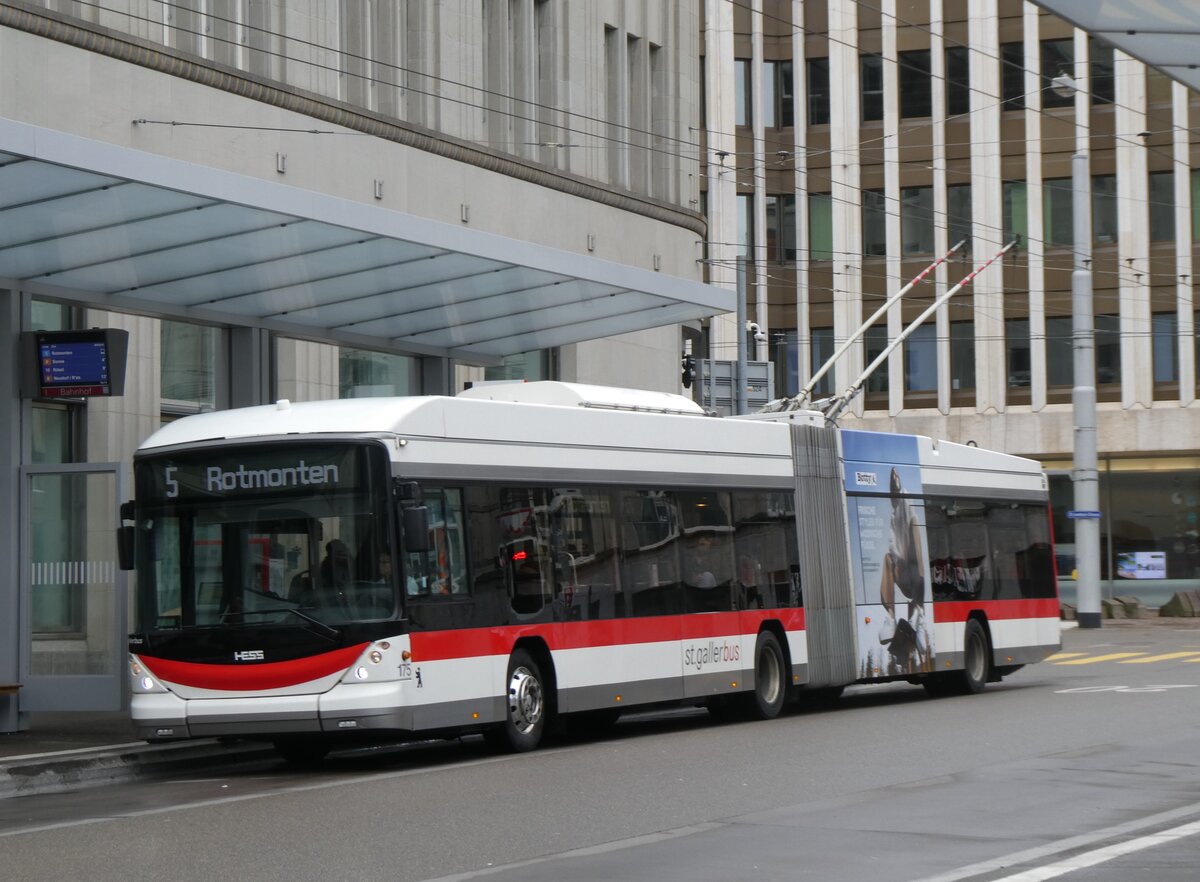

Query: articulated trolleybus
left=121, top=382, right=1059, bottom=762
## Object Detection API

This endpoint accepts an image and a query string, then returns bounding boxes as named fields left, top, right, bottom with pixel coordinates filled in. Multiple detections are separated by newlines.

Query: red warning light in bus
left=512, top=550, right=528, bottom=561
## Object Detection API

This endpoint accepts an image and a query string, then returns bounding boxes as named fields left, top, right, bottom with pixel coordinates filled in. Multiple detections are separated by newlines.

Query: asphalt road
left=1, top=622, right=1199, bottom=882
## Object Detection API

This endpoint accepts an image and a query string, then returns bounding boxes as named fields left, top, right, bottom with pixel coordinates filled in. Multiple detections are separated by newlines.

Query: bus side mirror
left=402, top=505, right=431, bottom=553
left=117, top=525, right=135, bottom=571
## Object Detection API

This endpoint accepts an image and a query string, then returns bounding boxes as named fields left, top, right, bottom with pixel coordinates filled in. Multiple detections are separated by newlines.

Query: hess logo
left=233, top=650, right=265, bottom=662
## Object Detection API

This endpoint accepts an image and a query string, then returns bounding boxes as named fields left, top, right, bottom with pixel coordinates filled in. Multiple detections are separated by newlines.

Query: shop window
left=485, top=350, right=555, bottom=382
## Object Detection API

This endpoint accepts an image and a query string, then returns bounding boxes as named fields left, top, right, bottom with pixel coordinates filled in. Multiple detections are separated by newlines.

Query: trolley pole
left=736, top=256, right=748, bottom=415
left=1072, top=152, right=1102, bottom=628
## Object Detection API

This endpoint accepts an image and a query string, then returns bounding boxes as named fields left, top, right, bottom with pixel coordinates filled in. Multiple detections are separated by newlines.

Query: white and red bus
left=121, top=382, right=1058, bottom=762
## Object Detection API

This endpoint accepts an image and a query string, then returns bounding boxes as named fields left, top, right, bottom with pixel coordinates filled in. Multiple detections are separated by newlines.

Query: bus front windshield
left=133, top=443, right=396, bottom=632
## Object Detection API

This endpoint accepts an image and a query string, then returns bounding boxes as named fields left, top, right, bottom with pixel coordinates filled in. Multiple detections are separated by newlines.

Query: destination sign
left=138, top=444, right=373, bottom=503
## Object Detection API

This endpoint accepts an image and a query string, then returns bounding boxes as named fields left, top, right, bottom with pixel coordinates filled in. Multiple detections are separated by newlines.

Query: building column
left=0, top=289, right=31, bottom=732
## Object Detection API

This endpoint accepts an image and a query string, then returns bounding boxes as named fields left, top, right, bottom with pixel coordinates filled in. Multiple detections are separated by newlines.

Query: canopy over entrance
left=0, top=119, right=727, bottom=363
left=1033, top=1, right=1200, bottom=93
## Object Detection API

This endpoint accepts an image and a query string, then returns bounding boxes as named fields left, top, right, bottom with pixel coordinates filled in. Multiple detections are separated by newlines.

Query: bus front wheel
left=487, top=649, right=548, bottom=752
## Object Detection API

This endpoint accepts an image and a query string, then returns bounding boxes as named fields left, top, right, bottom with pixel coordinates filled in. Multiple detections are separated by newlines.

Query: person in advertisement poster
left=878, top=467, right=932, bottom=674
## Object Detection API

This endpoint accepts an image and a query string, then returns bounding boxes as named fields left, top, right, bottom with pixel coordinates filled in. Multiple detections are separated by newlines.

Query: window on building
left=1193, top=170, right=1200, bottom=242
left=861, top=53, right=884, bottom=121
left=161, top=320, right=218, bottom=412
left=735, top=58, right=751, bottom=126
left=864, top=324, right=888, bottom=396
left=1041, top=39, right=1074, bottom=108
left=1153, top=312, right=1178, bottom=385
left=901, top=186, right=934, bottom=255
left=1149, top=171, right=1176, bottom=242
left=1147, top=69, right=1173, bottom=104
left=1093, top=174, right=1117, bottom=244
left=1001, top=42, right=1025, bottom=109
left=766, top=194, right=797, bottom=261
left=738, top=193, right=754, bottom=258
left=808, top=57, right=830, bottom=125
left=809, top=193, right=833, bottom=260
left=1046, top=316, right=1072, bottom=386
left=948, top=184, right=973, bottom=253
left=1043, top=178, right=1074, bottom=247
left=904, top=324, right=937, bottom=392
left=810, top=328, right=834, bottom=397
left=1004, top=181, right=1028, bottom=243
left=950, top=320, right=975, bottom=392
left=862, top=189, right=888, bottom=256
left=485, top=350, right=556, bottom=382
left=764, top=60, right=794, bottom=128
left=899, top=49, right=932, bottom=118
left=1090, top=38, right=1114, bottom=104
left=339, top=348, right=419, bottom=398
left=1007, top=318, right=1031, bottom=387
left=1096, top=314, right=1121, bottom=386
left=946, top=46, right=970, bottom=116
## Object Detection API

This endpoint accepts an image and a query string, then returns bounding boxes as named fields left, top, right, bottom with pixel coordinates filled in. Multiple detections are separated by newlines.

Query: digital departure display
left=38, top=337, right=111, bottom=397
left=22, top=329, right=128, bottom=399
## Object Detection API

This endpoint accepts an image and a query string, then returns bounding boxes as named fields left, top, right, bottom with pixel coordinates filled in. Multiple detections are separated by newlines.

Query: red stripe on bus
left=409, top=609, right=806, bottom=662
left=935, top=598, right=1060, bottom=622
left=138, top=643, right=369, bottom=691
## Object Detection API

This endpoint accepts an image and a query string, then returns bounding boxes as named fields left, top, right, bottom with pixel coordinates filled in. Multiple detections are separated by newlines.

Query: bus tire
left=958, top=619, right=991, bottom=694
left=273, top=736, right=332, bottom=767
left=487, top=649, right=548, bottom=752
left=746, top=630, right=787, bottom=720
left=925, top=619, right=991, bottom=697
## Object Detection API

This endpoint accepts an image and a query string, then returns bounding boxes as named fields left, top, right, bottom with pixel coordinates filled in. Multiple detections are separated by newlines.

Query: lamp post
left=1072, top=151, right=1102, bottom=628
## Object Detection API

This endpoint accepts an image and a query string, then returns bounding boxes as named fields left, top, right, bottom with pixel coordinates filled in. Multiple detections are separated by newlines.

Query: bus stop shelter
left=0, top=118, right=729, bottom=731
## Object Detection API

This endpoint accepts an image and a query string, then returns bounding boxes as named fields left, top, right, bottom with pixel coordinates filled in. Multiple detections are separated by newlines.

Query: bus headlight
left=129, top=656, right=167, bottom=693
left=354, top=666, right=369, bottom=680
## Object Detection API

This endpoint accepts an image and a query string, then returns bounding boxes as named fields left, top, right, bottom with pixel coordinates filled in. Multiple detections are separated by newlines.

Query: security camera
left=746, top=321, right=767, bottom=343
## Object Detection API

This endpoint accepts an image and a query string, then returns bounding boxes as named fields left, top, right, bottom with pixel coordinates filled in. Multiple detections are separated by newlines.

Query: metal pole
left=825, top=239, right=1018, bottom=421
left=799, top=239, right=966, bottom=406
left=1072, top=152, right=1102, bottom=628
left=736, top=256, right=748, bottom=415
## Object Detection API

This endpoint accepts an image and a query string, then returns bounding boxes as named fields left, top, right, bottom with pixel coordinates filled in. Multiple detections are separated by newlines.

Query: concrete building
left=700, top=0, right=1200, bottom=607
left=0, top=0, right=719, bottom=730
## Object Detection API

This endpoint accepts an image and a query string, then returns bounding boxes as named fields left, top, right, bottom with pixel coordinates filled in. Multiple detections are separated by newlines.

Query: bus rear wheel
left=745, top=630, right=787, bottom=720
left=924, top=619, right=990, bottom=697
left=486, top=649, right=548, bottom=752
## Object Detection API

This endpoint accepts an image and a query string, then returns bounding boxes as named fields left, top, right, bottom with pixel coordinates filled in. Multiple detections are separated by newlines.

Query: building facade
left=0, top=0, right=711, bottom=728
left=701, top=0, right=1200, bottom=605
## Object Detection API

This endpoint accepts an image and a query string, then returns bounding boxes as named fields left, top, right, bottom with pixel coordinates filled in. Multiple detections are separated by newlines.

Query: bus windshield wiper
left=229, top=606, right=340, bottom=641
